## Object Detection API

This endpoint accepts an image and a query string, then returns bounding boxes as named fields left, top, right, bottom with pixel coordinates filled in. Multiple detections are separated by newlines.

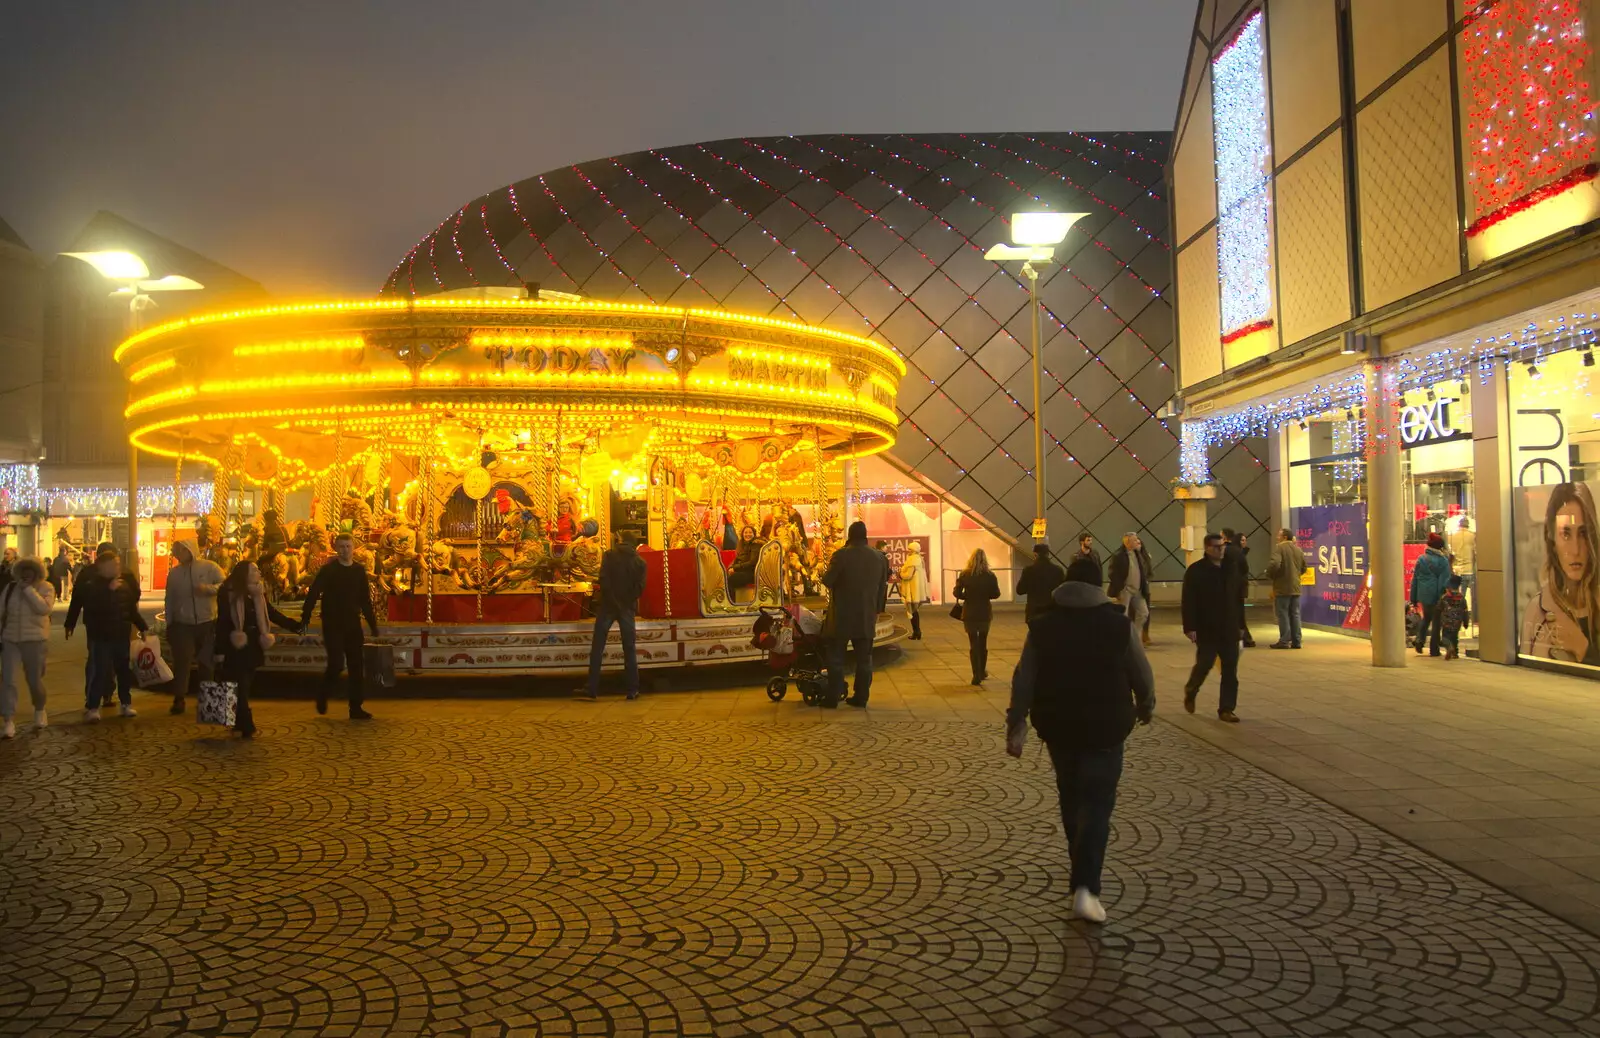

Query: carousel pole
left=423, top=430, right=435, bottom=626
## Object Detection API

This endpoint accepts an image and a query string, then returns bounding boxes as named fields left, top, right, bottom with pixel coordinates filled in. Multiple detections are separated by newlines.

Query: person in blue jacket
left=1410, top=531, right=1454, bottom=657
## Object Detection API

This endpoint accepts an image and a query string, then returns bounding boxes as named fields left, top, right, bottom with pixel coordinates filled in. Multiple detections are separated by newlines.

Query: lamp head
left=1009, top=211, right=1089, bottom=247
left=62, top=250, right=150, bottom=280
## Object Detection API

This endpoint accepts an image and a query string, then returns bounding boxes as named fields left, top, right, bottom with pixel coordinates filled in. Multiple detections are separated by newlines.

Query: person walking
left=1447, top=516, right=1476, bottom=626
left=1007, top=556, right=1155, bottom=924
left=1222, top=528, right=1255, bottom=647
left=1411, top=531, right=1454, bottom=657
left=1439, top=574, right=1468, bottom=661
left=586, top=531, right=648, bottom=700
left=48, top=546, right=70, bottom=601
left=300, top=532, right=380, bottom=719
left=1408, top=534, right=1459, bottom=655
left=216, top=560, right=302, bottom=738
left=1265, top=528, right=1308, bottom=650
left=820, top=520, right=890, bottom=708
left=64, top=547, right=147, bottom=722
left=1182, top=533, right=1242, bottom=723
left=954, top=548, right=1001, bottom=686
left=1016, top=544, right=1066, bottom=621
left=1106, top=533, right=1153, bottom=647
left=1072, top=533, right=1102, bottom=577
left=164, top=541, right=224, bottom=715
left=899, top=540, right=928, bottom=640
left=0, top=558, right=55, bottom=737
left=0, top=547, right=18, bottom=596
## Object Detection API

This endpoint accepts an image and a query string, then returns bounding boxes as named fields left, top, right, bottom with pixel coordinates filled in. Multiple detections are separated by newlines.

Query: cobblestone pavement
left=4, top=699, right=1600, bottom=1037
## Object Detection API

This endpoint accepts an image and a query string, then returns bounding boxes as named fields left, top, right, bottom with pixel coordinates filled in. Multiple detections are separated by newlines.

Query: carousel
left=115, top=291, right=904, bottom=675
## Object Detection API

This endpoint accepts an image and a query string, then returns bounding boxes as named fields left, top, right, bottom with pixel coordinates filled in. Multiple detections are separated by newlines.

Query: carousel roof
left=115, top=296, right=904, bottom=488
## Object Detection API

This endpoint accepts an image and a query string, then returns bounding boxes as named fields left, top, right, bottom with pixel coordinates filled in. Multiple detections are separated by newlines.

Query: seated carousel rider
left=729, top=525, right=764, bottom=588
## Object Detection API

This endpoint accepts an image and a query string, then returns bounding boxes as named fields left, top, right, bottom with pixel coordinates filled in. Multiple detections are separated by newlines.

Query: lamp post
left=985, top=212, right=1088, bottom=546
left=60, top=251, right=203, bottom=577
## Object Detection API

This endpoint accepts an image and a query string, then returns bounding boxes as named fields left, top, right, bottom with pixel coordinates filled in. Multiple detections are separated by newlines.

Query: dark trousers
left=586, top=604, right=639, bottom=696
left=1414, top=602, right=1444, bottom=655
left=322, top=621, right=365, bottom=708
left=85, top=638, right=133, bottom=710
left=827, top=634, right=874, bottom=702
left=1238, top=598, right=1253, bottom=642
left=222, top=658, right=257, bottom=735
left=166, top=620, right=216, bottom=702
left=1045, top=741, right=1124, bottom=895
left=965, top=622, right=990, bottom=681
left=1186, top=635, right=1240, bottom=712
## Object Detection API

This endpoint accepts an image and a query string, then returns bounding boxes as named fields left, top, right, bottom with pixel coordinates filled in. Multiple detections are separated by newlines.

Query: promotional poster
left=879, top=536, right=932, bottom=603
left=1514, top=480, right=1600, bottom=671
left=1291, top=504, right=1367, bottom=627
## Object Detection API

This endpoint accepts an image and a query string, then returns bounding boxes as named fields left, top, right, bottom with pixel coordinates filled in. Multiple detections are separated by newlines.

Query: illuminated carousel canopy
left=115, top=295, right=904, bottom=489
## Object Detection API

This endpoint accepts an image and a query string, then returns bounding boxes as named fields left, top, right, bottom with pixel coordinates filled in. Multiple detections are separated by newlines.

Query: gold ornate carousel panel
left=116, top=294, right=905, bottom=674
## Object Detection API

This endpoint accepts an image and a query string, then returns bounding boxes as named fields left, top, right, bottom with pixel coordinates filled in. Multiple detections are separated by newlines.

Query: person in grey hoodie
left=1007, top=556, right=1155, bottom=925
left=164, top=541, right=224, bottom=715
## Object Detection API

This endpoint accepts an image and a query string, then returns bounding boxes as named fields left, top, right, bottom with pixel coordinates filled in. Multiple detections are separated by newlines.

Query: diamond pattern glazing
left=383, top=134, right=1223, bottom=580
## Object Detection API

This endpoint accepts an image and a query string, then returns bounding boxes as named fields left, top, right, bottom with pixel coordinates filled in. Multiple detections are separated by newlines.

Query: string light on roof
left=1212, top=11, right=1274, bottom=341
left=1463, top=0, right=1598, bottom=236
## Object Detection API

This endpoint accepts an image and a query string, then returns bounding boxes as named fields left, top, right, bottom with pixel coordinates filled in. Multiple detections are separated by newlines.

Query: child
left=1439, top=574, right=1467, bottom=660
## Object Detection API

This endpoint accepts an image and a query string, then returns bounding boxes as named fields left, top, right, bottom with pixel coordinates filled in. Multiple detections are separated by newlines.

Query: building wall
left=0, top=237, right=43, bottom=463
left=1172, top=0, right=1600, bottom=397
left=384, top=134, right=1198, bottom=579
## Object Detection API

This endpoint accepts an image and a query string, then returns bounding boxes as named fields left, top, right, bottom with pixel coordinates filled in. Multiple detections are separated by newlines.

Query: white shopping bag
left=195, top=680, right=238, bottom=727
left=132, top=636, right=175, bottom=688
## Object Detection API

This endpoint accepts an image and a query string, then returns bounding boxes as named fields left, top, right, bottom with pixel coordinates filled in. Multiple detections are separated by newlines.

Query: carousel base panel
left=261, top=613, right=900, bottom=677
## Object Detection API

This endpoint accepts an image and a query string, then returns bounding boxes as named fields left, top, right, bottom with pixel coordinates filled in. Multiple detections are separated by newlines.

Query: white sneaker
left=2, top=719, right=13, bottom=739
left=119, top=704, right=137, bottom=718
left=1072, top=886, right=1107, bottom=923
left=33, top=710, right=47, bottom=729
left=84, top=708, right=101, bottom=723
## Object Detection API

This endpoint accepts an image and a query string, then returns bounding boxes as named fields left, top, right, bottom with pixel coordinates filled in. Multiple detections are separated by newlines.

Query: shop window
left=1508, top=347, right=1600, bottom=671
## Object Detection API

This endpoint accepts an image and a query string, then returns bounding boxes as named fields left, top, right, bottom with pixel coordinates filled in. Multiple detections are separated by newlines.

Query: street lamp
left=985, top=211, right=1088, bottom=546
left=61, top=250, right=204, bottom=577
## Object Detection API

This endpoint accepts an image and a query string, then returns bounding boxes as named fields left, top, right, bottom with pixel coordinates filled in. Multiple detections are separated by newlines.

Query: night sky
left=0, top=1, right=1193, bottom=296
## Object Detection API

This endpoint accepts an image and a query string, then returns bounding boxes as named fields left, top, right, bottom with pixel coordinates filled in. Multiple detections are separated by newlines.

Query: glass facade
left=383, top=133, right=1266, bottom=584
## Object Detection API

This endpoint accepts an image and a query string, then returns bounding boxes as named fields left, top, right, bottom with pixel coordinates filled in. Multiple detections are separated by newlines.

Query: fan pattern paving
left=1, top=713, right=1598, bottom=1035
left=382, top=133, right=1269, bottom=578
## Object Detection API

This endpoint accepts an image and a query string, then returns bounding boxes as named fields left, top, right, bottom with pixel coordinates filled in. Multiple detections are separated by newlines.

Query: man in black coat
left=1015, top=544, right=1066, bottom=620
left=586, top=531, right=649, bottom=700
left=1182, top=532, right=1241, bottom=722
left=1106, top=532, right=1155, bottom=647
left=65, top=547, right=148, bottom=722
left=1008, top=556, right=1155, bottom=924
left=301, top=533, right=381, bottom=719
left=821, top=520, right=890, bottom=708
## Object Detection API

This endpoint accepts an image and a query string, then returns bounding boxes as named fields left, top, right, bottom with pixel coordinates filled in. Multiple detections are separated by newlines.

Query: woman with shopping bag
left=214, top=560, right=303, bottom=738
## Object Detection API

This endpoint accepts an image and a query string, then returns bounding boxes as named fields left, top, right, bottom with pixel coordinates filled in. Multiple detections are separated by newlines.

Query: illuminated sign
left=1398, top=397, right=1464, bottom=449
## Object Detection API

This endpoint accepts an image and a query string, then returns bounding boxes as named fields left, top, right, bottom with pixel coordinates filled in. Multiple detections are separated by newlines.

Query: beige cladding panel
left=1174, top=62, right=1218, bottom=244
left=1357, top=49, right=1462, bottom=311
left=1275, top=131, right=1352, bottom=345
left=1267, top=0, right=1342, bottom=158
left=1177, top=229, right=1223, bottom=390
left=1211, top=0, right=1255, bottom=40
left=1350, top=0, right=1448, bottom=100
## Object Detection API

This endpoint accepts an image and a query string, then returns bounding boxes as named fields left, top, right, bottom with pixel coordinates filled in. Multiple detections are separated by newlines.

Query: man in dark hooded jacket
left=587, top=531, right=649, bottom=700
left=1016, top=544, right=1066, bottom=620
left=821, top=520, right=890, bottom=708
left=1008, top=556, right=1154, bottom=925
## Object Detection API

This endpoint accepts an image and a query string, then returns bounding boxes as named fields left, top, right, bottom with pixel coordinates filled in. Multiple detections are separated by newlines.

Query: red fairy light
left=1464, top=0, right=1597, bottom=236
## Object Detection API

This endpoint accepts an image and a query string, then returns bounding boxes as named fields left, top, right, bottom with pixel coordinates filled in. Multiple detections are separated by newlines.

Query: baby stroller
left=751, top=604, right=832, bottom=705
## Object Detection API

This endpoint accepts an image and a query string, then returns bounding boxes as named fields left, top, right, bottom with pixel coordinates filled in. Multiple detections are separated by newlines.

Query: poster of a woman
left=1520, top=482, right=1600, bottom=665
